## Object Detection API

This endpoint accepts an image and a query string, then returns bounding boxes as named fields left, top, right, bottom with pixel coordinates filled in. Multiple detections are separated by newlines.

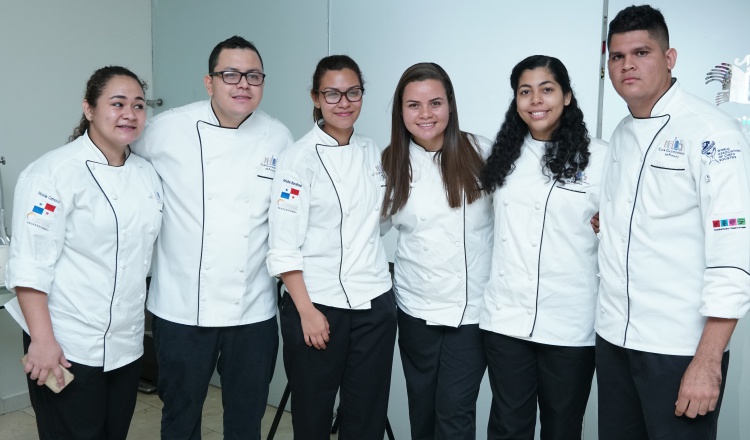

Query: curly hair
left=480, top=55, right=590, bottom=193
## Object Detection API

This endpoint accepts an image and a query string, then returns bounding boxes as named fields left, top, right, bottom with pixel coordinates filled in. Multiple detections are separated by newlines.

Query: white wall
left=0, top=0, right=153, bottom=412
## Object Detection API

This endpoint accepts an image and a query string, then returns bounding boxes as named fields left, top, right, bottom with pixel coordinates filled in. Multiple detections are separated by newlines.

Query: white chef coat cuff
left=266, top=249, right=304, bottom=277
left=6, top=256, right=54, bottom=294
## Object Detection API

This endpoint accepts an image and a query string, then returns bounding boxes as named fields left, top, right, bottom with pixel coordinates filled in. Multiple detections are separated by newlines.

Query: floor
left=0, top=385, right=322, bottom=439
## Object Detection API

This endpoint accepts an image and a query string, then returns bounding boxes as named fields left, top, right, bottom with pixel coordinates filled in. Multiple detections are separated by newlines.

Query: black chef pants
left=397, top=308, right=486, bottom=440
left=484, top=331, right=595, bottom=440
left=151, top=315, right=278, bottom=440
left=596, top=335, right=729, bottom=440
left=23, top=332, right=142, bottom=440
left=280, top=289, right=397, bottom=440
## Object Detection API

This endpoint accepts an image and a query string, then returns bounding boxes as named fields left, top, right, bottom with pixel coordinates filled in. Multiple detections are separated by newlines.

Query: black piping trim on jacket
left=194, top=121, right=208, bottom=324
left=316, top=143, right=352, bottom=308
left=650, top=165, right=685, bottom=171
left=530, top=182, right=556, bottom=337
left=623, top=114, right=671, bottom=346
left=86, top=160, right=119, bottom=367
left=457, top=192, right=469, bottom=327
left=707, top=266, right=750, bottom=277
left=554, top=186, right=587, bottom=194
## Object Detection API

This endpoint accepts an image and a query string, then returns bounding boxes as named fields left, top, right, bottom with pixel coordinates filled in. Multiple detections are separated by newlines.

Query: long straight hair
left=381, top=62, right=484, bottom=216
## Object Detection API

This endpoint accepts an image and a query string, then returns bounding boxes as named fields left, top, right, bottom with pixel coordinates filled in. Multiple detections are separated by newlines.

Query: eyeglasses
left=316, top=87, right=365, bottom=104
left=210, top=70, right=266, bottom=86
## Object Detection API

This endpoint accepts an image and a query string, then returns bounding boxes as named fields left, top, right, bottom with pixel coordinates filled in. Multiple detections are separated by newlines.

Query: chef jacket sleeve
left=6, top=173, right=67, bottom=294
left=696, top=128, right=750, bottom=319
left=266, top=153, right=310, bottom=277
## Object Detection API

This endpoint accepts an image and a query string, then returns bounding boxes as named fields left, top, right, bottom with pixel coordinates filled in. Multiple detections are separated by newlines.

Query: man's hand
left=674, top=354, right=722, bottom=417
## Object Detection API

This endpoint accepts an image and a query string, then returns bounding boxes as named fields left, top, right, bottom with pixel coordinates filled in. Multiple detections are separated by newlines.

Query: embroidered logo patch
left=277, top=178, right=302, bottom=213
left=658, top=137, right=685, bottom=158
left=712, top=217, right=746, bottom=231
left=25, top=191, right=60, bottom=231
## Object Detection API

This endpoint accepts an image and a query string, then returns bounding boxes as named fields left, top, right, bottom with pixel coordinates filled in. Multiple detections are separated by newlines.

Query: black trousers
left=484, top=331, right=595, bottom=440
left=151, top=315, right=279, bottom=440
left=398, top=308, right=486, bottom=440
left=596, top=335, right=729, bottom=440
left=280, top=290, right=397, bottom=440
left=23, top=332, right=142, bottom=440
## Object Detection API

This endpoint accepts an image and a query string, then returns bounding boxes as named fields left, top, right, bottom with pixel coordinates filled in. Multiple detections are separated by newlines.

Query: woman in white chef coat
left=380, top=62, right=491, bottom=440
left=266, top=55, right=395, bottom=440
left=4, top=66, right=163, bottom=440
left=479, top=55, right=606, bottom=440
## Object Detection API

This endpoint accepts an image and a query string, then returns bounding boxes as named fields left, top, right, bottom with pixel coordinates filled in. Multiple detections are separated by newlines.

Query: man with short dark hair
left=132, top=36, right=294, bottom=439
left=596, top=5, right=750, bottom=439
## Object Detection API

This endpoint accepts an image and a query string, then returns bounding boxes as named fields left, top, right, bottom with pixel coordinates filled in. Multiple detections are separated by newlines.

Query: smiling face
left=401, top=79, right=449, bottom=151
left=608, top=30, right=676, bottom=117
left=312, top=68, right=362, bottom=144
left=204, top=48, right=264, bottom=127
left=83, top=75, right=146, bottom=155
left=515, top=67, right=571, bottom=141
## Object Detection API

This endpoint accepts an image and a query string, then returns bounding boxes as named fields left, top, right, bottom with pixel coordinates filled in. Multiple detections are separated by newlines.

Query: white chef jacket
left=387, top=135, right=493, bottom=327
left=597, top=80, right=750, bottom=356
left=480, top=135, right=608, bottom=346
left=132, top=101, right=294, bottom=326
left=266, top=122, right=392, bottom=309
left=5, top=132, right=163, bottom=371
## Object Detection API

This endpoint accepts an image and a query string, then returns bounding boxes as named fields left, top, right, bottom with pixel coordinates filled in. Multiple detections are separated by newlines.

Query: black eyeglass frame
left=315, top=86, right=365, bottom=104
left=209, top=70, right=266, bottom=86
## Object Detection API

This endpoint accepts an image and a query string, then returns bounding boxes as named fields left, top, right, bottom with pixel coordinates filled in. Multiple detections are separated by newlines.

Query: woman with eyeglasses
left=380, top=62, right=492, bottom=440
left=479, top=55, right=607, bottom=439
left=267, top=55, right=396, bottom=440
left=4, top=66, right=162, bottom=440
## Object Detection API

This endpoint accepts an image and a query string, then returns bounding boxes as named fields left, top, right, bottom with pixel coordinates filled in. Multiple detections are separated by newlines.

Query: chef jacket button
left=345, top=243, right=350, bottom=249
left=426, top=298, right=432, bottom=304
left=111, top=193, right=118, bottom=200
left=501, top=236, right=507, bottom=242
left=368, top=238, right=374, bottom=244
left=206, top=231, right=212, bottom=236
left=496, top=303, right=502, bottom=310
left=336, top=177, right=342, bottom=182
left=139, top=294, right=144, bottom=300
left=628, top=197, right=633, bottom=203
left=621, top=237, right=627, bottom=244
left=454, top=210, right=460, bottom=215
left=119, top=264, right=125, bottom=270
left=420, top=216, right=426, bottom=221
left=457, top=302, right=463, bottom=307
left=345, top=210, right=351, bottom=216
left=244, top=199, right=249, bottom=203
left=373, top=206, right=378, bottom=211
left=91, top=164, right=96, bottom=170
left=206, top=159, right=212, bottom=165
left=204, top=265, right=210, bottom=270
left=243, top=233, right=249, bottom=238
left=115, top=300, right=120, bottom=306
left=106, top=333, right=112, bottom=339
left=132, top=325, right=137, bottom=332
left=122, top=230, right=128, bottom=236
left=201, top=295, right=207, bottom=301
left=148, top=193, right=153, bottom=198
left=234, top=299, right=240, bottom=305
left=342, top=276, right=348, bottom=282
left=423, top=246, right=429, bottom=251
left=528, top=274, right=534, bottom=281
left=503, top=200, right=509, bottom=206
left=531, top=242, right=538, bottom=247
left=427, top=274, right=432, bottom=280
left=239, top=268, right=245, bottom=273
left=138, top=163, right=143, bottom=168
left=149, top=228, right=155, bottom=234
left=499, top=271, right=505, bottom=277
left=527, top=308, right=534, bottom=315
left=207, top=194, right=213, bottom=200
left=454, top=241, right=460, bottom=247
left=457, top=273, right=464, bottom=279
left=144, top=259, right=148, bottom=266
left=535, top=203, right=541, bottom=210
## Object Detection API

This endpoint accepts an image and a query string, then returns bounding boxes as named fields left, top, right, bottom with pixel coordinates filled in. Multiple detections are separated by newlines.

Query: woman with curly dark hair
left=479, top=55, right=607, bottom=440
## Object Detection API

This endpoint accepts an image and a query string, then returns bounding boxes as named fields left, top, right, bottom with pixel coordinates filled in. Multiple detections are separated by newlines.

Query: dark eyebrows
left=109, top=95, right=145, bottom=101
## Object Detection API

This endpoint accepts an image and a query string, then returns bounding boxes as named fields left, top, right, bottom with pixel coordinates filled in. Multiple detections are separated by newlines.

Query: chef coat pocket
left=650, top=160, right=686, bottom=172
left=257, top=163, right=276, bottom=180
left=643, top=161, right=693, bottom=218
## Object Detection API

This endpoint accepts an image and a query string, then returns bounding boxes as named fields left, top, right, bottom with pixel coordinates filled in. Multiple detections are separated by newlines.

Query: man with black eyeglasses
left=132, top=35, right=294, bottom=440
